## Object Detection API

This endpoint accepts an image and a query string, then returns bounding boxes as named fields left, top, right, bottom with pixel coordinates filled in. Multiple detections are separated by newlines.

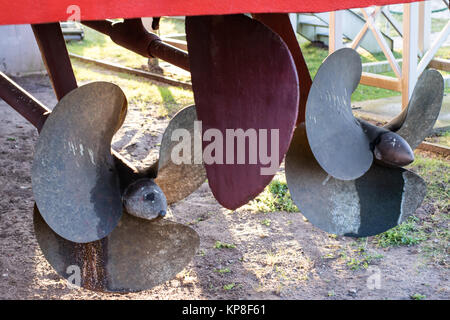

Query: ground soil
left=0, top=74, right=448, bottom=300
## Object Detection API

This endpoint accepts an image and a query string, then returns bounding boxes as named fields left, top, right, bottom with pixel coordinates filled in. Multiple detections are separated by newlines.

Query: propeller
left=286, top=124, right=426, bottom=237
left=186, top=14, right=300, bottom=210
left=286, top=47, right=444, bottom=237
left=31, top=82, right=204, bottom=291
left=304, top=48, right=415, bottom=180
left=32, top=82, right=205, bottom=242
left=33, top=205, right=199, bottom=293
left=32, top=82, right=126, bottom=243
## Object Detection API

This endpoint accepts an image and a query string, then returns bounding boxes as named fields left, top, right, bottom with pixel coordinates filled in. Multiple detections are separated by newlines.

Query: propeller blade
left=34, top=204, right=200, bottom=293
left=286, top=124, right=427, bottom=237
left=186, top=14, right=299, bottom=209
left=305, top=48, right=373, bottom=180
left=155, top=105, right=206, bottom=204
left=32, top=82, right=126, bottom=243
left=384, top=69, right=444, bottom=149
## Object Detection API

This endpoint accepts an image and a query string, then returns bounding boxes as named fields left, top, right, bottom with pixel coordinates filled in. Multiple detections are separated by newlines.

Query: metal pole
left=0, top=72, right=50, bottom=132
left=31, top=23, right=78, bottom=100
left=82, top=19, right=190, bottom=71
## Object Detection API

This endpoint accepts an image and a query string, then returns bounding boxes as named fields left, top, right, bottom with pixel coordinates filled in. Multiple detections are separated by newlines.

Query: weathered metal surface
left=82, top=19, right=190, bottom=71
left=384, top=69, right=444, bottom=150
left=123, top=178, right=167, bottom=220
left=155, top=105, right=206, bottom=204
left=252, top=13, right=312, bottom=124
left=358, top=119, right=414, bottom=167
left=0, top=71, right=50, bottom=132
left=34, top=205, right=200, bottom=293
left=31, top=23, right=78, bottom=100
left=285, top=124, right=427, bottom=237
left=305, top=48, right=372, bottom=180
left=32, top=82, right=127, bottom=243
left=186, top=14, right=299, bottom=209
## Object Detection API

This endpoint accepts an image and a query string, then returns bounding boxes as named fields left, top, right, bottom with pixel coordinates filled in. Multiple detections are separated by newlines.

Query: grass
left=67, top=26, right=148, bottom=68
left=223, top=283, right=236, bottom=290
left=71, top=60, right=193, bottom=119
left=338, top=239, right=384, bottom=270
left=214, top=241, right=236, bottom=249
left=431, top=18, right=448, bottom=33
left=375, top=216, right=426, bottom=248
left=67, top=18, right=184, bottom=68
left=411, top=293, right=426, bottom=300
left=412, top=154, right=449, bottom=211
left=215, top=267, right=231, bottom=274
left=246, top=179, right=298, bottom=213
left=367, top=153, right=449, bottom=265
left=407, top=153, right=449, bottom=266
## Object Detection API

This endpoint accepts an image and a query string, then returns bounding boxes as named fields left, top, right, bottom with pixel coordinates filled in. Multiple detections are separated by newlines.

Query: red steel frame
left=1, top=1, right=417, bottom=26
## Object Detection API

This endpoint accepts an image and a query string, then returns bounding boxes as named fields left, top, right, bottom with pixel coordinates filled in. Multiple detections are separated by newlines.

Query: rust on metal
left=74, top=240, right=108, bottom=291
left=34, top=205, right=200, bottom=293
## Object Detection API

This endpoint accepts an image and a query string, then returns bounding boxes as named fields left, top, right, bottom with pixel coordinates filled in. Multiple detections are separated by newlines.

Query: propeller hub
left=373, top=132, right=414, bottom=167
left=123, top=178, right=167, bottom=220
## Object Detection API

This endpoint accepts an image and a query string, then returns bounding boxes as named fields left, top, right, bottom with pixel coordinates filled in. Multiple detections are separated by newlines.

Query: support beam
left=360, top=72, right=402, bottom=92
left=289, top=13, right=298, bottom=33
left=428, top=58, right=450, bottom=72
left=402, top=3, right=419, bottom=108
left=31, top=23, right=78, bottom=100
left=0, top=72, right=50, bottom=131
left=418, top=1, right=431, bottom=56
left=82, top=19, right=190, bottom=71
left=362, top=8, right=402, bottom=79
left=417, top=21, right=450, bottom=75
left=329, top=10, right=344, bottom=53
left=351, top=7, right=382, bottom=50
left=381, top=6, right=403, bottom=37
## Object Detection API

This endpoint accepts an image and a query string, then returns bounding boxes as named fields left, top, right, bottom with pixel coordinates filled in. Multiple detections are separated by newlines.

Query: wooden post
left=418, top=1, right=431, bottom=57
left=289, top=13, right=298, bottom=34
left=329, top=11, right=344, bottom=53
left=402, top=3, right=419, bottom=109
